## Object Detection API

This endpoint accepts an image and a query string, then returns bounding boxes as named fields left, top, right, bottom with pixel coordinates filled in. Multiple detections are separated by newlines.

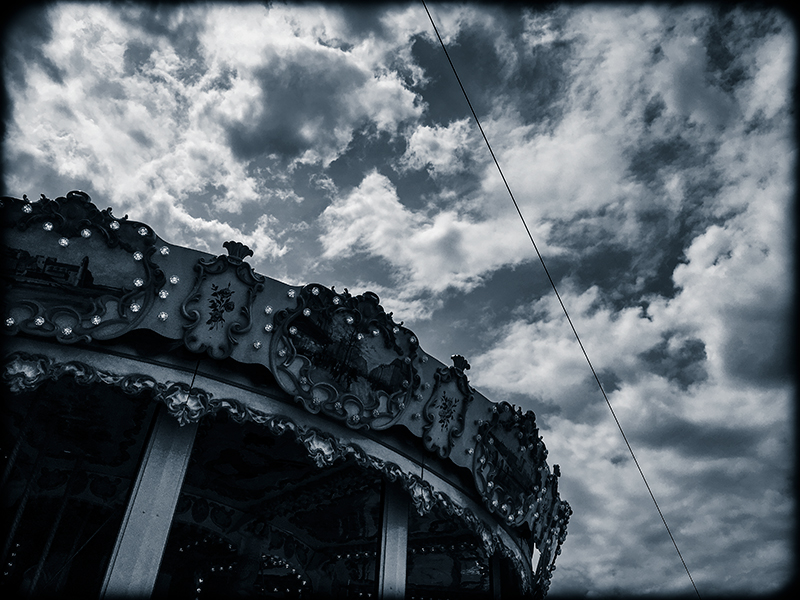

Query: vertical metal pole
left=99, top=405, right=197, bottom=599
left=377, top=480, right=408, bottom=600
left=28, top=459, right=81, bottom=594
left=490, top=552, right=503, bottom=600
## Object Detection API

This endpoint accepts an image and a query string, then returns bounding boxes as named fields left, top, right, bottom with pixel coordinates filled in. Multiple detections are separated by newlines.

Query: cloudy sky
left=2, top=2, right=796, bottom=596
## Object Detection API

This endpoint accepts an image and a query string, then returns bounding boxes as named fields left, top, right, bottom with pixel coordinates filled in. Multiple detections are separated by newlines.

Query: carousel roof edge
left=1, top=191, right=571, bottom=548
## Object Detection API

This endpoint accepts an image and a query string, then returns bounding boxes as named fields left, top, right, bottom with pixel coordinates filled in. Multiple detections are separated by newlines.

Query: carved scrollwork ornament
left=472, top=400, right=565, bottom=541
left=181, top=241, right=265, bottom=359
left=1, top=192, right=166, bottom=341
left=269, top=284, right=420, bottom=430
left=421, top=355, right=474, bottom=458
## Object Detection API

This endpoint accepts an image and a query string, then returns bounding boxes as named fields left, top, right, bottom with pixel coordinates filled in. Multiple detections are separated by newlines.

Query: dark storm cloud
left=627, top=135, right=695, bottom=184
left=225, top=46, right=369, bottom=161
left=639, top=334, right=708, bottom=390
left=117, top=4, right=207, bottom=85
left=632, top=412, right=762, bottom=459
left=409, top=11, right=571, bottom=127
left=2, top=6, right=64, bottom=90
left=719, top=304, right=794, bottom=384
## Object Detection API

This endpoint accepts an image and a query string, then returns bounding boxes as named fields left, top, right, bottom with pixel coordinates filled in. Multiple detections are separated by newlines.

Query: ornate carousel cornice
left=1, top=192, right=570, bottom=590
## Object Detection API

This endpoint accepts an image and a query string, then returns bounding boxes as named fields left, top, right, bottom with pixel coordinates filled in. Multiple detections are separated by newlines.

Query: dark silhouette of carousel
left=2, top=191, right=570, bottom=599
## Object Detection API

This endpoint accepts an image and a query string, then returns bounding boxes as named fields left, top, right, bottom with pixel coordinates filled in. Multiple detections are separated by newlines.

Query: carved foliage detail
left=422, top=356, right=473, bottom=458
left=181, top=246, right=265, bottom=359
left=269, top=285, right=420, bottom=430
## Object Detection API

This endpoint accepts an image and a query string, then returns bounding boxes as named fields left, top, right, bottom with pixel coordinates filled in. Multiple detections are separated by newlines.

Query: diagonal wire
left=420, top=1, right=701, bottom=598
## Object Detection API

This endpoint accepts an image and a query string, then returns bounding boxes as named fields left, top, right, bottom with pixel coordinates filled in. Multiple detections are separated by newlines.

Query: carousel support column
left=377, top=480, right=409, bottom=600
left=100, top=404, right=198, bottom=599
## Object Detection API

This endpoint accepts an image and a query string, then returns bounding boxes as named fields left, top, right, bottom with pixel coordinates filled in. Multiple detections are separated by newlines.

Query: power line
left=420, top=2, right=701, bottom=598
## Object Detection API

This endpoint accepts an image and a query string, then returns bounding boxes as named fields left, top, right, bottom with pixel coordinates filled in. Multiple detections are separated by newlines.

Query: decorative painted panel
left=422, top=355, right=473, bottom=458
left=1, top=191, right=165, bottom=341
left=268, top=285, right=420, bottom=430
left=181, top=241, right=265, bottom=359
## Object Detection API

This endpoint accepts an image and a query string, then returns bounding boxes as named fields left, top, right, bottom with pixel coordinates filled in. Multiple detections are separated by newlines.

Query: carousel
left=1, top=191, right=571, bottom=598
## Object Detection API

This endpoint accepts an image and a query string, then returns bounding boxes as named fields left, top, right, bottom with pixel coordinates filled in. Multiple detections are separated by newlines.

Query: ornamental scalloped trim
left=1, top=351, right=546, bottom=594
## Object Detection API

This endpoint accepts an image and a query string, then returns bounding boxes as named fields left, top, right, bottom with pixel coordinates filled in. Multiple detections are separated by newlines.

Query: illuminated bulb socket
left=303, top=308, right=311, bottom=317
left=289, top=326, right=297, bottom=335
left=311, top=286, right=319, bottom=295
left=299, top=376, right=308, bottom=384
left=372, top=409, right=380, bottom=418
left=345, top=316, right=354, bottom=325
left=398, top=402, right=405, bottom=409
left=5, top=317, right=15, bottom=327
left=160, top=246, right=170, bottom=255
left=22, top=204, right=32, bottom=213
left=334, top=402, right=342, bottom=410
left=81, top=228, right=91, bottom=238
left=410, top=336, right=417, bottom=344
left=34, top=317, right=45, bottom=326
left=159, top=289, right=169, bottom=299
left=62, top=327, right=72, bottom=335
left=110, top=221, right=120, bottom=230
left=332, top=296, right=340, bottom=305
left=130, top=303, right=141, bottom=313
left=487, top=481, right=494, bottom=488
left=91, top=315, right=101, bottom=325
left=356, top=333, right=364, bottom=340
left=157, top=312, right=168, bottom=321
left=253, top=341, right=262, bottom=350
left=43, top=222, right=53, bottom=231
left=287, top=289, right=295, bottom=298
left=170, top=275, right=180, bottom=284
left=479, top=457, right=486, bottom=464
left=491, top=499, right=498, bottom=507
left=351, top=414, right=360, bottom=423
left=264, top=323, right=273, bottom=332
left=138, top=227, right=148, bottom=236
left=392, top=326, right=399, bottom=334
left=277, top=349, right=286, bottom=357
left=133, top=251, right=143, bottom=261
left=133, top=278, right=144, bottom=287
left=264, top=306, right=273, bottom=315
left=466, top=448, right=474, bottom=455
left=58, top=237, right=69, bottom=247
left=372, top=329, right=379, bottom=337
